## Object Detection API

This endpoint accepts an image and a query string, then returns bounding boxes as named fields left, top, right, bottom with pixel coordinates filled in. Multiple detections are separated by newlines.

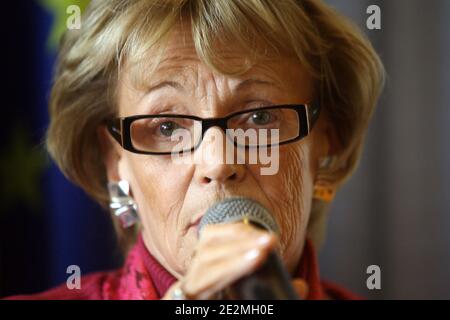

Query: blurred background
left=0, top=0, right=449, bottom=299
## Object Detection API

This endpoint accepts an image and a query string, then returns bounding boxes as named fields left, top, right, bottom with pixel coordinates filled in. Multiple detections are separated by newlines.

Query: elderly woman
left=9, top=0, right=384, bottom=300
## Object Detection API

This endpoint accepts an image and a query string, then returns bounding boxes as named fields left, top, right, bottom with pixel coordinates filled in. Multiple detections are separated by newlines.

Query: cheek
left=118, top=155, right=194, bottom=245
left=253, top=143, right=315, bottom=263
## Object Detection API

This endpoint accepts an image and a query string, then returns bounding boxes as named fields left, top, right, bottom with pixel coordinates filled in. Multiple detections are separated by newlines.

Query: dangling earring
left=313, top=156, right=337, bottom=203
left=108, top=180, right=139, bottom=228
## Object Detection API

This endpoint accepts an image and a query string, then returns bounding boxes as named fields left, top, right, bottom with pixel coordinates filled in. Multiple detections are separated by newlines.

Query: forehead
left=123, top=21, right=312, bottom=87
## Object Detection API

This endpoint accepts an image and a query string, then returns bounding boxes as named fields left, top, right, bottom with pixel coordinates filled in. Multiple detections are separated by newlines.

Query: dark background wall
left=0, top=0, right=449, bottom=299
left=320, top=0, right=450, bottom=299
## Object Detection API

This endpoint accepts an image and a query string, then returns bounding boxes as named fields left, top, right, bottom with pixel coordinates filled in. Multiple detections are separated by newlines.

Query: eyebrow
left=145, top=78, right=279, bottom=96
left=233, top=78, right=279, bottom=92
left=146, top=80, right=185, bottom=95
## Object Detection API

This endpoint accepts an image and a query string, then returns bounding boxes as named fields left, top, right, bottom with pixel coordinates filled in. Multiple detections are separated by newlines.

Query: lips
left=188, top=212, right=205, bottom=229
left=187, top=199, right=224, bottom=229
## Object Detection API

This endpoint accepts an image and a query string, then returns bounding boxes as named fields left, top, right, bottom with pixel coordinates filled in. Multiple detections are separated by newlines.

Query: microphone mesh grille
left=198, top=197, right=279, bottom=234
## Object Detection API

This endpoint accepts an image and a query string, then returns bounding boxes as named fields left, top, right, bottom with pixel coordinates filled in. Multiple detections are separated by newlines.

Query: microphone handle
left=228, top=251, right=300, bottom=300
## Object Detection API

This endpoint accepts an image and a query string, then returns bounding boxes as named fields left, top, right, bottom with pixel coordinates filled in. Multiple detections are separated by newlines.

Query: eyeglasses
left=106, top=103, right=321, bottom=155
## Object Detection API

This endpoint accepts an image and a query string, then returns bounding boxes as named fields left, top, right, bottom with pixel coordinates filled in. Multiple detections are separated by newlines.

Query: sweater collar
left=135, top=234, right=177, bottom=297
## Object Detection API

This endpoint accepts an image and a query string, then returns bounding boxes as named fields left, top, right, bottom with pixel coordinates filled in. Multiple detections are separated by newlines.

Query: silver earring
left=108, top=180, right=139, bottom=228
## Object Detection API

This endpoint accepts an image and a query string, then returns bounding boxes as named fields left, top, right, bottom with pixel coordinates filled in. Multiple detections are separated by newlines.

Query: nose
left=194, top=127, right=245, bottom=185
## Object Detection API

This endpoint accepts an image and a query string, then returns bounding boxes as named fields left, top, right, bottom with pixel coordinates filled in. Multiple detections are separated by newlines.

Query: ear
left=312, top=109, right=341, bottom=161
left=312, top=112, right=343, bottom=178
left=97, top=125, right=122, bottom=182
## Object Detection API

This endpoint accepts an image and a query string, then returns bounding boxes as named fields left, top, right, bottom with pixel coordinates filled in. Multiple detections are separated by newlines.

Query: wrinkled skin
left=101, top=23, right=331, bottom=299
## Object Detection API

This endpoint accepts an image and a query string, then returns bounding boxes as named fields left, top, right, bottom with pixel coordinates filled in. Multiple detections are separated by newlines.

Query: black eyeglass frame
left=106, top=102, right=321, bottom=155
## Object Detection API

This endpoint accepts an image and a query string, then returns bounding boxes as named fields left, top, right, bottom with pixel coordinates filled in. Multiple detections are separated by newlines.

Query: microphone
left=198, top=197, right=299, bottom=300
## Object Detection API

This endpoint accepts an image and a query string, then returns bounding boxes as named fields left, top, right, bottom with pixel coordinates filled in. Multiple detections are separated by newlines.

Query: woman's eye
left=159, top=121, right=180, bottom=137
left=250, top=111, right=273, bottom=125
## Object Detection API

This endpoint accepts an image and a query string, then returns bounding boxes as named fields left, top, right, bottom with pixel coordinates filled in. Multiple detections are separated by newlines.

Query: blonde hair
left=46, top=0, right=385, bottom=250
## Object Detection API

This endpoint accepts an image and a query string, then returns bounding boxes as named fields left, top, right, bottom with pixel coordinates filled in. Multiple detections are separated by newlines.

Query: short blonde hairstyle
left=46, top=0, right=385, bottom=249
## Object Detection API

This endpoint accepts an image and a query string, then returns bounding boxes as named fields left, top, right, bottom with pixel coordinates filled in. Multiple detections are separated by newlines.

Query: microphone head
left=198, top=197, right=280, bottom=235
